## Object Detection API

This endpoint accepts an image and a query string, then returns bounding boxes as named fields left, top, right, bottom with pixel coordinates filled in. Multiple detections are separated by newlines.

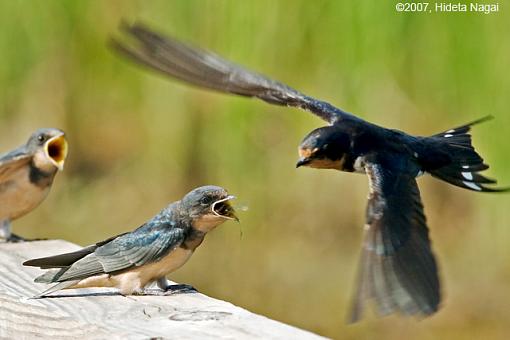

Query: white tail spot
left=462, top=165, right=470, bottom=169
left=463, top=181, right=481, bottom=191
left=444, top=134, right=453, bottom=138
left=462, top=172, right=473, bottom=180
left=446, top=129, right=455, bottom=133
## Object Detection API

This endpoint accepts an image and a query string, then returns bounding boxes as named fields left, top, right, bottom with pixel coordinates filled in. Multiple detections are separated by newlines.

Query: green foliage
left=0, top=1, right=509, bottom=338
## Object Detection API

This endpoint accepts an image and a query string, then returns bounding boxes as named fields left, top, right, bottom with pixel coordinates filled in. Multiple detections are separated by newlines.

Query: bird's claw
left=2, top=234, right=47, bottom=243
left=137, top=284, right=198, bottom=296
left=165, top=283, right=197, bottom=294
left=3, top=233, right=28, bottom=243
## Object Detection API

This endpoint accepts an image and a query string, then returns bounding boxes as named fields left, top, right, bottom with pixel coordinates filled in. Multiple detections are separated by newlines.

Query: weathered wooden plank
left=0, top=240, right=326, bottom=340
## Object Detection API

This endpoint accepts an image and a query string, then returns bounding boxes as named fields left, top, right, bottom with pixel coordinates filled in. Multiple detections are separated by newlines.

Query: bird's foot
left=165, top=283, right=197, bottom=294
left=3, top=233, right=28, bottom=243
left=137, top=284, right=198, bottom=296
left=3, top=234, right=47, bottom=243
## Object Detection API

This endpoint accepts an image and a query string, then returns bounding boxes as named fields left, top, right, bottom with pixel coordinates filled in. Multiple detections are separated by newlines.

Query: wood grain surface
left=0, top=240, right=326, bottom=340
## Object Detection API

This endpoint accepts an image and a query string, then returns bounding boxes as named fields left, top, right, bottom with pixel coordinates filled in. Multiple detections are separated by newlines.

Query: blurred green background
left=1, top=0, right=509, bottom=338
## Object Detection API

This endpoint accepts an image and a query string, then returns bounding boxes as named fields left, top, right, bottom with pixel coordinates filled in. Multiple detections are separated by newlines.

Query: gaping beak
left=45, top=134, right=68, bottom=171
left=296, top=157, right=311, bottom=168
left=212, top=195, right=239, bottom=222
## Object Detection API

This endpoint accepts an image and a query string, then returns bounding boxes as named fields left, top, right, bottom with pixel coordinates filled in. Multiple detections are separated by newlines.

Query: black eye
left=37, top=135, right=45, bottom=143
left=200, top=196, right=211, bottom=205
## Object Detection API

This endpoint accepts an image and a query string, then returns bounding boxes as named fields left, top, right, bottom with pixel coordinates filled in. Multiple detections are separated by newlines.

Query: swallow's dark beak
left=45, top=134, right=68, bottom=171
left=296, top=157, right=311, bottom=168
left=212, top=195, right=239, bottom=222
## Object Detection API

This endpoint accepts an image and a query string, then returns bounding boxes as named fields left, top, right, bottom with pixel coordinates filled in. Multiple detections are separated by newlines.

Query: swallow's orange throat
left=298, top=147, right=344, bottom=170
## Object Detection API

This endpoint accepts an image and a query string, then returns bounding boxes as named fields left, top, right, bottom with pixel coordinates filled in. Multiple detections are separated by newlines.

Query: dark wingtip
left=108, top=25, right=147, bottom=65
left=23, top=258, right=53, bottom=268
left=118, top=19, right=149, bottom=36
left=108, top=20, right=132, bottom=54
left=23, top=259, right=37, bottom=267
left=118, top=20, right=157, bottom=42
left=110, top=20, right=149, bottom=51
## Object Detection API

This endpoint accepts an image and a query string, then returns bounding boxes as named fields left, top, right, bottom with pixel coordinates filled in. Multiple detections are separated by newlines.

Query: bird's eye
left=37, top=135, right=45, bottom=143
left=200, top=196, right=211, bottom=205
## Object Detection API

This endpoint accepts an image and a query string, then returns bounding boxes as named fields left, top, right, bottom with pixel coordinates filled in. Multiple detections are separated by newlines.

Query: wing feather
left=349, top=162, right=440, bottom=322
left=56, top=225, right=185, bottom=281
left=24, top=233, right=129, bottom=269
left=111, top=22, right=362, bottom=125
left=0, top=146, right=32, bottom=183
left=25, top=223, right=185, bottom=283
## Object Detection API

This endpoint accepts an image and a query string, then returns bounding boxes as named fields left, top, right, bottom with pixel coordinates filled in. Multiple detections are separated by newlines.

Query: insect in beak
left=211, top=195, right=239, bottom=221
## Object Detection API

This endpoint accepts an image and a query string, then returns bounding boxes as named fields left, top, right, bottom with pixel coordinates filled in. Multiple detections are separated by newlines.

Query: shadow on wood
left=0, top=240, right=325, bottom=339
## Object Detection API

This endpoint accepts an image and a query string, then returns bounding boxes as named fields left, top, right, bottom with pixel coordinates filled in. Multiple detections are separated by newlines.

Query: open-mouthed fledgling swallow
left=0, top=128, right=68, bottom=242
left=111, top=23, right=509, bottom=322
left=24, top=185, right=238, bottom=297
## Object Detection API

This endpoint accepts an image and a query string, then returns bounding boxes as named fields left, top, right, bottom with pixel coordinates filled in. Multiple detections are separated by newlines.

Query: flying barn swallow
left=0, top=128, right=68, bottom=242
left=111, top=23, right=509, bottom=321
left=24, top=185, right=237, bottom=297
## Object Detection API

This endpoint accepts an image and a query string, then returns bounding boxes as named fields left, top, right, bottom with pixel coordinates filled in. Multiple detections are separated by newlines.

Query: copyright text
left=395, top=2, right=500, bottom=14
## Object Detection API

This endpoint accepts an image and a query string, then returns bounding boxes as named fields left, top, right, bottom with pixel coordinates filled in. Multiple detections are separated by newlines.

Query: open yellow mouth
left=212, top=195, right=238, bottom=221
left=45, top=135, right=68, bottom=171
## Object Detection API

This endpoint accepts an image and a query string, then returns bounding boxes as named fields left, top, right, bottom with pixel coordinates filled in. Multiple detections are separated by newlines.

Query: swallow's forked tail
left=24, top=243, right=100, bottom=298
left=32, top=280, right=79, bottom=298
left=29, top=264, right=78, bottom=298
left=427, top=116, right=509, bottom=192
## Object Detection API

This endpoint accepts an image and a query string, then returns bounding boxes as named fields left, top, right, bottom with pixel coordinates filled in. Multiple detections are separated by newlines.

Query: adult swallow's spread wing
left=111, top=22, right=364, bottom=125
left=350, top=162, right=440, bottom=322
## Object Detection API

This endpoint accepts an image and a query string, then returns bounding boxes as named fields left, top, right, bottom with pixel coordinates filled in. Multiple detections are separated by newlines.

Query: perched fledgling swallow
left=0, top=128, right=68, bottom=242
left=111, top=23, right=509, bottom=321
left=24, top=185, right=237, bottom=297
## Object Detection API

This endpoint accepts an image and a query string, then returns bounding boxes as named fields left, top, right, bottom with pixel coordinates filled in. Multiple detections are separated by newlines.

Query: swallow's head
left=182, top=185, right=238, bottom=232
left=296, top=126, right=350, bottom=170
left=28, top=128, right=68, bottom=172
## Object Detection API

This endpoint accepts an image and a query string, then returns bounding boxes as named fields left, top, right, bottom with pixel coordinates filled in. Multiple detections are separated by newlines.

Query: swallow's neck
left=29, top=159, right=56, bottom=188
left=302, top=151, right=364, bottom=173
left=181, top=228, right=206, bottom=251
left=191, top=214, right=226, bottom=233
left=305, top=155, right=345, bottom=170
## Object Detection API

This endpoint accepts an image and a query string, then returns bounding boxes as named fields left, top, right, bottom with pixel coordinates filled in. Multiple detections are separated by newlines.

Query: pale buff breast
left=0, top=165, right=51, bottom=221
left=71, top=247, right=194, bottom=295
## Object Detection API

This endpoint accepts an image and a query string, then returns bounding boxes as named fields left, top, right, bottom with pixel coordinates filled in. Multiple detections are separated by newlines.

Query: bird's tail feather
left=34, top=268, right=65, bottom=283
left=428, top=116, right=509, bottom=192
left=33, top=280, right=79, bottom=298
